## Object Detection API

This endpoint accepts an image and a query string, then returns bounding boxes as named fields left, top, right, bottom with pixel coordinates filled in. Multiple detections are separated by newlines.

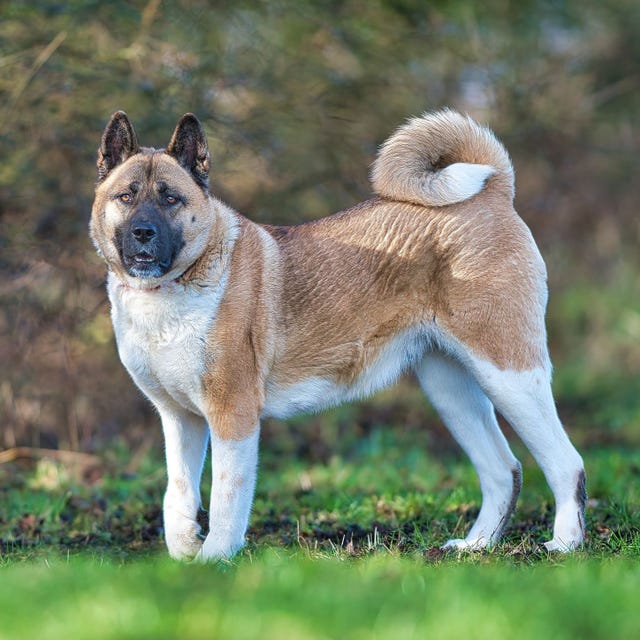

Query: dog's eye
left=164, top=194, right=179, bottom=205
left=119, top=193, right=133, bottom=204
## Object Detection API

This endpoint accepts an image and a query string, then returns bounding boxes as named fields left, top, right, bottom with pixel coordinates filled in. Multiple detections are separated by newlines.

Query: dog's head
left=90, top=111, right=216, bottom=287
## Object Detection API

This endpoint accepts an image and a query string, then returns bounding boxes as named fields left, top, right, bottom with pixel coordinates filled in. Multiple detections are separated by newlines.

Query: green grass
left=4, top=425, right=638, bottom=560
left=1, top=416, right=640, bottom=638
left=1, top=552, right=639, bottom=639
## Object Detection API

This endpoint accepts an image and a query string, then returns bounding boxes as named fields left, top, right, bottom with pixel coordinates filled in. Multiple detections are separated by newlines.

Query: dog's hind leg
left=415, top=352, right=522, bottom=550
left=159, top=405, right=210, bottom=560
left=468, top=356, right=586, bottom=551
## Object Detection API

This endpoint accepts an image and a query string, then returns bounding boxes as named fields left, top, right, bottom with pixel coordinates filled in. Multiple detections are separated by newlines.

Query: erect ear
left=97, top=111, right=140, bottom=181
left=166, top=113, right=210, bottom=190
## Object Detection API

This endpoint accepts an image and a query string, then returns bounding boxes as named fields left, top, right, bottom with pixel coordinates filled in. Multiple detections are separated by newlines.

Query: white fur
left=107, top=270, right=228, bottom=414
left=154, top=403, right=260, bottom=562
left=464, top=355, right=585, bottom=551
left=160, top=406, right=209, bottom=560
left=415, top=352, right=522, bottom=550
left=108, top=269, right=248, bottom=561
left=196, top=428, right=260, bottom=562
left=421, top=162, right=496, bottom=206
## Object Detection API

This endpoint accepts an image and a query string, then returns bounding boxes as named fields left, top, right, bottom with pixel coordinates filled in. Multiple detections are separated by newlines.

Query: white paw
left=543, top=538, right=580, bottom=553
left=441, top=536, right=488, bottom=551
left=193, top=530, right=245, bottom=563
left=163, top=509, right=203, bottom=561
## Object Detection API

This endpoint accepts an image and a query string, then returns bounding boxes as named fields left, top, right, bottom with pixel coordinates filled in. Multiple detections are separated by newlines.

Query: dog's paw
left=164, top=509, right=204, bottom=561
left=193, top=530, right=244, bottom=563
left=542, top=538, right=580, bottom=553
left=441, top=536, right=488, bottom=552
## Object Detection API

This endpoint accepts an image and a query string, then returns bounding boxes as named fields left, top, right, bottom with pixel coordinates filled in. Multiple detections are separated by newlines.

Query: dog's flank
left=91, top=109, right=585, bottom=561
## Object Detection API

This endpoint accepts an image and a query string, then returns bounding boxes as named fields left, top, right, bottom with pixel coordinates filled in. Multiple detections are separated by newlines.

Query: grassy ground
left=1, top=552, right=640, bottom=639
left=1, top=388, right=639, bottom=638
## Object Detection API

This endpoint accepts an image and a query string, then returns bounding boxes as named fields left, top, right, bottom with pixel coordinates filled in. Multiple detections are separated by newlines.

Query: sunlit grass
left=0, top=551, right=639, bottom=639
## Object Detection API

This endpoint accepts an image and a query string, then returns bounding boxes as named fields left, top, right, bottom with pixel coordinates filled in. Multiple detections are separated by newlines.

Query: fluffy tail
left=371, top=109, right=514, bottom=207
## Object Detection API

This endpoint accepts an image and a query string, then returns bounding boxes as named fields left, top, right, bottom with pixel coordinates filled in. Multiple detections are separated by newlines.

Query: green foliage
left=548, top=268, right=640, bottom=438
left=2, top=425, right=639, bottom=560
left=0, top=452, right=165, bottom=558
left=0, top=0, right=639, bottom=449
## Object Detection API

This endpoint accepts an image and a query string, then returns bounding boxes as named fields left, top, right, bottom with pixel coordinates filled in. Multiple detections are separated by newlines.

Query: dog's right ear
left=97, top=111, right=140, bottom=181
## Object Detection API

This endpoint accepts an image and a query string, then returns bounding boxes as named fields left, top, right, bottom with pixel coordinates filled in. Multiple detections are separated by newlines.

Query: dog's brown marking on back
left=265, top=192, right=547, bottom=381
left=265, top=200, right=432, bottom=387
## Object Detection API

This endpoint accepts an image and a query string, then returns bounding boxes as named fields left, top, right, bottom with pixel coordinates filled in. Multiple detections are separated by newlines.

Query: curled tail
left=371, top=109, right=514, bottom=207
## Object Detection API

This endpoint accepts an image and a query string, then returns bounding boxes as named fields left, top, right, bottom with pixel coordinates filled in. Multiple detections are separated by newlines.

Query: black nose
left=131, top=221, right=157, bottom=243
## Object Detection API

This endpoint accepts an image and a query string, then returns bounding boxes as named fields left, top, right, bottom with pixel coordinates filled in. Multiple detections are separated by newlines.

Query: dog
left=90, top=109, right=586, bottom=561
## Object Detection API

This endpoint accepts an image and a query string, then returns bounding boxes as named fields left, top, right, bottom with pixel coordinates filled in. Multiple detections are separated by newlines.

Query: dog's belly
left=263, top=328, right=428, bottom=419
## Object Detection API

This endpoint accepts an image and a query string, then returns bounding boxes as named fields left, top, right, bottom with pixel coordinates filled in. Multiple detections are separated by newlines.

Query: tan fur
left=264, top=194, right=547, bottom=385
left=202, top=220, right=279, bottom=439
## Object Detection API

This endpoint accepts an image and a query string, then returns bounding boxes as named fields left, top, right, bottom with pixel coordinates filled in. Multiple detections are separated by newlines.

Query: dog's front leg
left=195, top=425, right=260, bottom=562
left=159, top=405, right=210, bottom=561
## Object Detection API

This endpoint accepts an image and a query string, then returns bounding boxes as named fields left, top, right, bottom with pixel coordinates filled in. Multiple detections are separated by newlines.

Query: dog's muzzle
left=117, top=209, right=179, bottom=278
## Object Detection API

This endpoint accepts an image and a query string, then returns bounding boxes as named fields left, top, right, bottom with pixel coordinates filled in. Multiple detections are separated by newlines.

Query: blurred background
left=1, top=0, right=638, bottom=457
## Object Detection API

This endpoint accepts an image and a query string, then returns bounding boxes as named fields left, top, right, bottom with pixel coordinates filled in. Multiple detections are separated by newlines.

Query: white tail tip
left=425, top=162, right=497, bottom=206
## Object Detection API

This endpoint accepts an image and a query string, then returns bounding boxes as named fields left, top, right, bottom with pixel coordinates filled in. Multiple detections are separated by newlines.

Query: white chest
left=108, top=276, right=223, bottom=414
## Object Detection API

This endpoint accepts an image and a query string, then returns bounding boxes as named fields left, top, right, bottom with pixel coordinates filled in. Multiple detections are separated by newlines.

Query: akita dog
left=90, top=109, right=586, bottom=561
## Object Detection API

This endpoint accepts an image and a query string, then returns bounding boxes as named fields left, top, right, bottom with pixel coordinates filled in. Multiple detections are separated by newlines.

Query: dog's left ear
left=166, top=114, right=210, bottom=190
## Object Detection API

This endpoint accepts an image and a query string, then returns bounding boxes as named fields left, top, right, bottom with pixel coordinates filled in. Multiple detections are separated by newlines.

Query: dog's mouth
left=122, top=250, right=173, bottom=277
left=131, top=251, right=154, bottom=264
left=130, top=251, right=163, bottom=265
